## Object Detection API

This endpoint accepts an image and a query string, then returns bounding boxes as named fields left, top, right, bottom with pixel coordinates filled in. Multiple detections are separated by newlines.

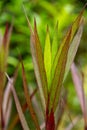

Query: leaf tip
left=22, top=4, right=33, bottom=34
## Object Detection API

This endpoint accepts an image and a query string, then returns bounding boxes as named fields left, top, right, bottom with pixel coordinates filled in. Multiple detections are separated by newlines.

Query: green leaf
left=49, top=28, right=72, bottom=113
left=30, top=19, right=48, bottom=109
left=48, top=5, right=86, bottom=113
left=52, top=22, right=59, bottom=65
left=0, top=46, right=5, bottom=76
left=64, top=18, right=84, bottom=80
left=0, top=23, right=12, bottom=118
left=0, top=23, right=13, bottom=88
left=23, top=5, right=48, bottom=109
left=21, top=62, right=40, bottom=130
left=0, top=23, right=12, bottom=90
left=44, top=27, right=51, bottom=90
left=51, top=4, right=86, bottom=82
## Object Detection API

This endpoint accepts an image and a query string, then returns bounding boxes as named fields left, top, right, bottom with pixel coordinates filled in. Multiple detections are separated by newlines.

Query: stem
left=46, top=108, right=55, bottom=130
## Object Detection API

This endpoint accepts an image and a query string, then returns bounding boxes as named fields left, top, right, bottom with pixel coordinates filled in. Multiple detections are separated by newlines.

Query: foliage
left=0, top=1, right=87, bottom=130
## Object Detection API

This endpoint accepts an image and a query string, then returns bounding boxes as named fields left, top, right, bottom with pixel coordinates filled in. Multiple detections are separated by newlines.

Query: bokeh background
left=0, top=0, right=87, bottom=129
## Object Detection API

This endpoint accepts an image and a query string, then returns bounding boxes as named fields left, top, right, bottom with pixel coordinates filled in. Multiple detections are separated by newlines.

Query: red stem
left=46, top=108, right=55, bottom=130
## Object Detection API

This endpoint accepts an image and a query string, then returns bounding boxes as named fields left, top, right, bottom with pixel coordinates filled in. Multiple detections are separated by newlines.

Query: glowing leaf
left=44, top=27, right=51, bottom=89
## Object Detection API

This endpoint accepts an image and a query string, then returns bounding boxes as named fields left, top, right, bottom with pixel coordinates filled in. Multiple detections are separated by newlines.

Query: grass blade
left=21, top=62, right=40, bottom=130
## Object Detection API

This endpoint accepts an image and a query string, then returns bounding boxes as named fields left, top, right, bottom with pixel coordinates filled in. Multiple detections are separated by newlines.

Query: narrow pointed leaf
left=71, top=63, right=87, bottom=125
left=52, top=4, right=86, bottom=82
left=30, top=19, right=48, bottom=109
left=8, top=103, right=28, bottom=130
left=66, top=3, right=86, bottom=43
left=23, top=7, right=48, bottom=109
left=22, top=5, right=33, bottom=34
left=0, top=33, right=4, bottom=83
left=0, top=23, right=13, bottom=75
left=8, top=88, right=38, bottom=130
left=3, top=80, right=12, bottom=128
left=0, top=24, right=12, bottom=122
left=0, top=23, right=12, bottom=95
left=5, top=96, right=12, bottom=129
left=49, top=28, right=72, bottom=113
left=21, top=62, right=40, bottom=130
left=64, top=18, right=84, bottom=80
left=33, top=19, right=48, bottom=101
left=0, top=47, right=5, bottom=90
left=3, top=23, right=13, bottom=67
left=3, top=81, right=12, bottom=117
left=49, top=5, right=86, bottom=113
left=3, top=23, right=13, bottom=51
left=11, top=85, right=30, bottom=130
left=5, top=74, right=30, bottom=130
left=44, top=27, right=51, bottom=89
left=52, top=22, right=59, bottom=65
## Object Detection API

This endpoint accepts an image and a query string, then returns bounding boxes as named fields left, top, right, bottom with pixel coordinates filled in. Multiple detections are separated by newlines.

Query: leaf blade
left=49, top=28, right=72, bottom=113
left=64, top=18, right=84, bottom=80
left=44, top=27, right=51, bottom=89
left=8, top=88, right=38, bottom=130
left=52, top=4, right=86, bottom=82
left=52, top=22, right=59, bottom=65
left=5, top=74, right=30, bottom=130
left=30, top=19, right=48, bottom=109
left=71, top=63, right=87, bottom=125
left=49, top=6, right=86, bottom=113
left=21, top=62, right=41, bottom=130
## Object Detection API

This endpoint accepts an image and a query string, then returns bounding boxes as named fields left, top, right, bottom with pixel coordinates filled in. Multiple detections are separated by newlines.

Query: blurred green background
left=0, top=0, right=87, bottom=129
